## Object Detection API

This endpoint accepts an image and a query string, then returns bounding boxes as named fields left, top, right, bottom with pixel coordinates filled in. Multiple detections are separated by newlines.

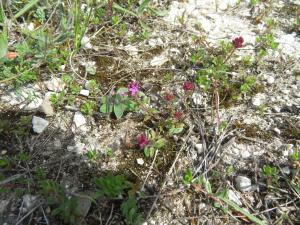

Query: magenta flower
left=164, top=94, right=175, bottom=101
left=119, top=92, right=128, bottom=99
left=136, top=132, right=150, bottom=149
left=128, top=81, right=139, bottom=95
left=183, top=81, right=194, bottom=93
left=174, top=111, right=183, bottom=120
left=232, top=37, right=244, bottom=49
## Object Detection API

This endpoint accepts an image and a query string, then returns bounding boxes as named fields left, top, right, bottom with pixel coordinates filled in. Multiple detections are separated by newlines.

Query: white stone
left=60, top=65, right=66, bottom=71
left=197, top=17, right=211, bottom=32
left=27, top=23, right=35, bottom=31
left=274, top=128, right=281, bottom=134
left=81, top=36, right=93, bottom=49
left=21, top=94, right=43, bottom=110
left=150, top=57, right=168, bottom=66
left=23, top=194, right=38, bottom=210
left=125, top=45, right=138, bottom=55
left=45, top=78, right=65, bottom=92
left=267, top=76, right=275, bottom=84
left=192, top=93, right=202, bottom=104
left=73, top=112, right=86, bottom=127
left=282, top=166, right=290, bottom=174
left=32, top=116, right=49, bottom=133
left=282, top=89, right=290, bottom=94
left=291, top=85, right=298, bottom=89
left=241, top=150, right=251, bottom=158
left=67, top=146, right=74, bottom=151
left=185, top=4, right=195, bottom=15
left=235, top=176, right=252, bottom=192
left=137, top=158, right=144, bottom=165
left=282, top=150, right=289, bottom=156
left=148, top=39, right=157, bottom=47
left=195, top=143, right=203, bottom=154
left=228, top=190, right=242, bottom=206
left=273, top=106, right=281, bottom=113
left=252, top=98, right=261, bottom=106
left=80, top=90, right=89, bottom=96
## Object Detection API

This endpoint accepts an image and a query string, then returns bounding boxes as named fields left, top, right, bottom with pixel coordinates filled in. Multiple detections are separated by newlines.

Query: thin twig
left=0, top=156, right=75, bottom=186
left=141, top=149, right=158, bottom=191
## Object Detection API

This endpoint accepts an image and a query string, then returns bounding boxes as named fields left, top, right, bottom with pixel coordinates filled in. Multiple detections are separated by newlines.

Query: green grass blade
left=139, top=20, right=151, bottom=31
left=14, top=0, right=41, bottom=19
left=0, top=1, right=6, bottom=23
left=147, top=7, right=171, bottom=16
left=0, top=25, right=7, bottom=66
left=218, top=196, right=266, bottom=225
left=138, top=0, right=151, bottom=15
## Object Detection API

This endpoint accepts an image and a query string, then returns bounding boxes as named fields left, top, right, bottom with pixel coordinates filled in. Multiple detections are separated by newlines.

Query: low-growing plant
left=250, top=0, right=278, bottom=17
left=40, top=180, right=83, bottom=224
left=120, top=199, right=143, bottom=225
left=13, top=115, right=32, bottom=140
left=87, top=79, right=100, bottom=96
left=260, top=165, right=280, bottom=188
left=86, top=148, right=116, bottom=166
left=100, top=87, right=140, bottom=118
left=131, top=130, right=165, bottom=157
left=257, top=104, right=267, bottom=116
left=81, top=101, right=94, bottom=116
left=94, top=172, right=127, bottom=199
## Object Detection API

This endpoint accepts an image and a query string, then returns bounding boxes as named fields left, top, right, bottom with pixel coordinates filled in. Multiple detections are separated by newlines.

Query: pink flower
left=128, top=81, right=139, bottom=95
left=232, top=37, right=244, bottom=49
left=183, top=81, right=194, bottom=93
left=119, top=92, right=128, bottom=99
left=136, top=132, right=150, bottom=149
left=174, top=111, right=182, bottom=120
left=164, top=94, right=175, bottom=101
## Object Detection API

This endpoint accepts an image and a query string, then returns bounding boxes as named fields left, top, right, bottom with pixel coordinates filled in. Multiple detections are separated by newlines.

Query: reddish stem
left=191, top=183, right=226, bottom=206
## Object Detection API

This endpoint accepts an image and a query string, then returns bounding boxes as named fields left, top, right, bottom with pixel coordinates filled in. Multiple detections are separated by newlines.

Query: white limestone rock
left=45, top=78, right=65, bottom=92
left=73, top=112, right=86, bottom=127
left=235, top=176, right=252, bottom=192
left=32, top=116, right=49, bottom=133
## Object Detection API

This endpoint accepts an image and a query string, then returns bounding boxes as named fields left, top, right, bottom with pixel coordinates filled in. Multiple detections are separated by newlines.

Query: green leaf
left=144, top=147, right=149, bottom=157
left=52, top=207, right=62, bottom=215
left=0, top=174, right=6, bottom=181
left=0, top=1, right=6, bottom=23
left=123, top=100, right=139, bottom=111
left=153, top=142, right=164, bottom=148
left=60, top=203, right=67, bottom=211
left=205, top=181, right=211, bottom=194
left=54, top=32, right=74, bottom=43
left=100, top=103, right=114, bottom=114
left=114, top=104, right=123, bottom=118
left=0, top=187, right=11, bottom=193
left=139, top=20, right=152, bottom=31
left=47, top=199, right=58, bottom=204
left=187, top=168, right=192, bottom=179
left=138, top=0, right=152, bottom=15
left=147, top=7, right=171, bottom=16
left=70, top=214, right=75, bottom=222
left=169, top=127, right=183, bottom=136
left=94, top=190, right=105, bottom=198
left=107, top=172, right=113, bottom=181
left=14, top=0, right=41, bottom=19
